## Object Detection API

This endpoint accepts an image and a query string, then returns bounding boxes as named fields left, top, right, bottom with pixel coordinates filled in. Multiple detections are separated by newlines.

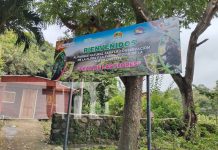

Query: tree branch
left=171, top=74, right=185, bottom=89
left=129, top=0, right=150, bottom=22
left=196, top=39, right=209, bottom=47
left=87, top=15, right=105, bottom=32
left=185, top=0, right=218, bottom=83
left=138, top=6, right=150, bottom=21
left=58, top=14, right=78, bottom=31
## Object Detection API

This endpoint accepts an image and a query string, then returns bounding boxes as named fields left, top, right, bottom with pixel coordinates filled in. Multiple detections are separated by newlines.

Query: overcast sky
left=43, top=18, right=218, bottom=90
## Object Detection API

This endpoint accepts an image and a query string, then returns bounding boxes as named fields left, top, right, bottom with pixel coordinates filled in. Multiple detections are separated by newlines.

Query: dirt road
left=0, top=120, right=62, bottom=150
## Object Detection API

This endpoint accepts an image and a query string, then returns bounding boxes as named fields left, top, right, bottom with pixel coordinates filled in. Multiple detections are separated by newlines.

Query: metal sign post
left=146, top=75, right=151, bottom=150
left=63, top=82, right=74, bottom=150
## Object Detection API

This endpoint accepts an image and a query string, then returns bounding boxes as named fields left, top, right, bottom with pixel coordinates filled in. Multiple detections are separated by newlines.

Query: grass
left=149, top=131, right=218, bottom=150
left=39, top=119, right=52, bottom=143
left=138, top=118, right=218, bottom=150
left=80, top=146, right=117, bottom=150
left=198, top=114, right=218, bottom=125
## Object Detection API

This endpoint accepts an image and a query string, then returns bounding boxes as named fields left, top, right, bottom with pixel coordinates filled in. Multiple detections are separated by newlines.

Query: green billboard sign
left=57, top=17, right=182, bottom=77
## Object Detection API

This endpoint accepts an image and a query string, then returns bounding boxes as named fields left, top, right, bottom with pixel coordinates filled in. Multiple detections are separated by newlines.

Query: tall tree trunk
left=182, top=87, right=197, bottom=128
left=118, top=76, right=143, bottom=150
left=172, top=74, right=197, bottom=136
left=118, top=1, right=149, bottom=150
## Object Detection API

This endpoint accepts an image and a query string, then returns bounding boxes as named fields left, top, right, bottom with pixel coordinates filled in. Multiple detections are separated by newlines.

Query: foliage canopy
left=0, top=0, right=44, bottom=51
left=0, top=31, right=54, bottom=77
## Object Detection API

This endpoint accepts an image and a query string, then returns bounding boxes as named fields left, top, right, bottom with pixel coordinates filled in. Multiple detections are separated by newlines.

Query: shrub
left=142, top=92, right=183, bottom=119
left=108, top=95, right=124, bottom=116
left=199, top=123, right=217, bottom=134
left=153, top=119, right=185, bottom=134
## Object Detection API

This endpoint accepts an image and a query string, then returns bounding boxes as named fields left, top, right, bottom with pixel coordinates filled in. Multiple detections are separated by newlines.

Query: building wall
left=0, top=80, right=70, bottom=119
left=1, top=84, right=23, bottom=118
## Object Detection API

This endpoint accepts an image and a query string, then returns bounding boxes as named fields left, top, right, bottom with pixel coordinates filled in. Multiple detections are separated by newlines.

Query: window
left=0, top=91, right=16, bottom=103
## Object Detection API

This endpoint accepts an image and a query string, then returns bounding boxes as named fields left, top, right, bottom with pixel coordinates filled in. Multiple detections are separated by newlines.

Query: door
left=19, top=89, right=38, bottom=119
left=46, top=93, right=56, bottom=118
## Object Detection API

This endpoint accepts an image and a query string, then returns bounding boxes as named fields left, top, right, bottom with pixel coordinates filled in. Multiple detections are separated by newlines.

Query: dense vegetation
left=74, top=82, right=218, bottom=150
left=0, top=31, right=54, bottom=77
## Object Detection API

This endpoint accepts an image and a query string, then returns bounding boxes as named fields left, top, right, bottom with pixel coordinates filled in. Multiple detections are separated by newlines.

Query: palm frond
left=0, top=0, right=44, bottom=51
left=27, top=26, right=44, bottom=45
left=23, top=10, right=42, bottom=25
left=14, top=29, right=31, bottom=52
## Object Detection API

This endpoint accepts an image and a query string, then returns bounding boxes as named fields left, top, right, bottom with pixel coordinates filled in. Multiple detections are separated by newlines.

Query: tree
left=171, top=0, right=218, bottom=134
left=129, top=0, right=218, bottom=136
left=194, top=83, right=218, bottom=123
left=36, top=0, right=218, bottom=149
left=96, top=77, right=119, bottom=113
left=0, top=31, right=54, bottom=76
left=0, top=0, right=44, bottom=51
left=193, top=84, right=210, bottom=115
